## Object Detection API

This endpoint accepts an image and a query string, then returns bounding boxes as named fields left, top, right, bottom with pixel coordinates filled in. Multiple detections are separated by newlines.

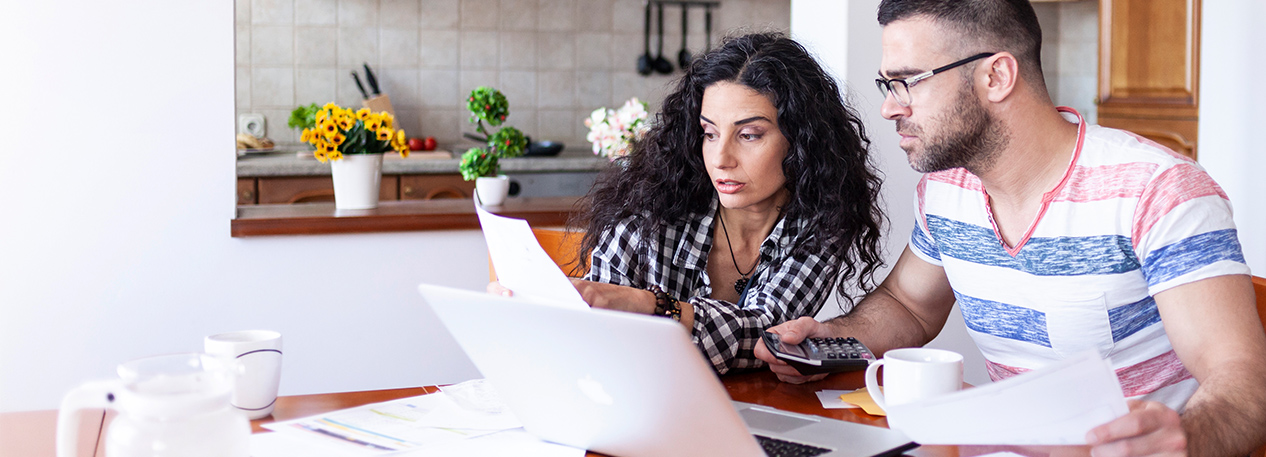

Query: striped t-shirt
left=909, top=107, right=1249, bottom=411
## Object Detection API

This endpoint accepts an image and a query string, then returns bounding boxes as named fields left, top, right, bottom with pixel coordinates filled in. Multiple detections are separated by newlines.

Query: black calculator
left=761, top=331, right=875, bottom=375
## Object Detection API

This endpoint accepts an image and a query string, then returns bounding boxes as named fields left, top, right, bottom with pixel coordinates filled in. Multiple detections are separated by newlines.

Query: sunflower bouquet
left=300, top=103, right=409, bottom=162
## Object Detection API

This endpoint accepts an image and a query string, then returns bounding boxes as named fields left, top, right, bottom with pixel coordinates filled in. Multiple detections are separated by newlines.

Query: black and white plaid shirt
left=584, top=198, right=841, bottom=374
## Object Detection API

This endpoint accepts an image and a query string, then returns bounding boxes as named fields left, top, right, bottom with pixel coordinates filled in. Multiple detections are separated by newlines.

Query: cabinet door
left=399, top=174, right=476, bottom=200
left=1097, top=116, right=1197, bottom=159
left=1098, top=0, right=1200, bottom=159
left=237, top=178, right=258, bottom=205
left=1098, top=0, right=1200, bottom=117
left=257, top=176, right=399, bottom=204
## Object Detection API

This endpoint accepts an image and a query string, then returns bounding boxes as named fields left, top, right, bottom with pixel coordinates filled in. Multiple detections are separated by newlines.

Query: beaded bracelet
left=646, top=285, right=682, bottom=322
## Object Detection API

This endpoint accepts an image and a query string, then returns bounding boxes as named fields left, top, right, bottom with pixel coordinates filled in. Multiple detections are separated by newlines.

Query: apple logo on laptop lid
left=577, top=374, right=614, bottom=406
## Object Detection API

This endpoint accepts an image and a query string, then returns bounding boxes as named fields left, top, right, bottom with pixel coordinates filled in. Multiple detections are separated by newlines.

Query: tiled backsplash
left=1034, top=1, right=1099, bottom=124
left=235, top=0, right=792, bottom=149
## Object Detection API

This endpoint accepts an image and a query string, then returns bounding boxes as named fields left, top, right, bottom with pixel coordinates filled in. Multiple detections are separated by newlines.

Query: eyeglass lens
left=875, top=79, right=911, bottom=106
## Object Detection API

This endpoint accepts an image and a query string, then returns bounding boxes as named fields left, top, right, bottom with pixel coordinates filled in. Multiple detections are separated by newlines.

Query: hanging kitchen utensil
left=652, top=3, right=674, bottom=74
left=637, top=1, right=653, bottom=76
left=704, top=5, right=713, bottom=52
left=677, top=5, right=691, bottom=70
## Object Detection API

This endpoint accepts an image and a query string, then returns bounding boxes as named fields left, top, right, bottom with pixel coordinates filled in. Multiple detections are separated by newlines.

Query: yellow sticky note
left=839, top=387, right=886, bottom=416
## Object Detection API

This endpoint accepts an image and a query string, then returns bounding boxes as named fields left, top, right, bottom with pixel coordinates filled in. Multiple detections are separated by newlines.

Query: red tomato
left=423, top=137, right=438, bottom=151
left=407, top=137, right=424, bottom=151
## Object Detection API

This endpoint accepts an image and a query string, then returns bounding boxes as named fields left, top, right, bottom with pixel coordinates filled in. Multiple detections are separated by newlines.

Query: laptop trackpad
left=739, top=408, right=817, bottom=433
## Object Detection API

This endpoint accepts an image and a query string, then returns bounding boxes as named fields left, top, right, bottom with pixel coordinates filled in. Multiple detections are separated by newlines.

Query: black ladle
left=704, top=5, right=713, bottom=52
left=652, top=3, right=674, bottom=74
left=637, top=1, right=653, bottom=75
left=677, top=5, right=691, bottom=70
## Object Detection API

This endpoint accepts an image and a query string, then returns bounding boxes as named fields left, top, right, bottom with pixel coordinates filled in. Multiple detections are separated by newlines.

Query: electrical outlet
left=238, top=113, right=266, bottom=137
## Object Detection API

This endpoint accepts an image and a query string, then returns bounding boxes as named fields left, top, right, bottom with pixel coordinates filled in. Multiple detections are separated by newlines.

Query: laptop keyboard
left=754, top=434, right=832, bottom=457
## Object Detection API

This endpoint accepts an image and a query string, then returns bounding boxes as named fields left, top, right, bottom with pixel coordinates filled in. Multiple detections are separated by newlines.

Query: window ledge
left=231, top=196, right=581, bottom=237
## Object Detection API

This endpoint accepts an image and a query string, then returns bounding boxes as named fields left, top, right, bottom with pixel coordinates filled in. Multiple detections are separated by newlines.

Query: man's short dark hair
left=877, top=0, right=1046, bottom=91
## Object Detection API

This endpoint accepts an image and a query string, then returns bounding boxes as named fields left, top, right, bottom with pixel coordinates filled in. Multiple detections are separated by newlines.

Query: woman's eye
left=739, top=133, right=761, bottom=141
left=702, top=132, right=716, bottom=140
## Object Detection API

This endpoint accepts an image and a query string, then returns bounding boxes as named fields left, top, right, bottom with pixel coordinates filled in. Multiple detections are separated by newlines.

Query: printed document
left=262, top=392, right=521, bottom=455
left=474, top=197, right=589, bottom=310
left=884, top=351, right=1129, bottom=445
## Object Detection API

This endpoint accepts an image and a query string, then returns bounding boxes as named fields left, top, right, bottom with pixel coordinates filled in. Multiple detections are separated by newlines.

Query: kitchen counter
left=232, top=196, right=582, bottom=237
left=237, top=147, right=613, bottom=178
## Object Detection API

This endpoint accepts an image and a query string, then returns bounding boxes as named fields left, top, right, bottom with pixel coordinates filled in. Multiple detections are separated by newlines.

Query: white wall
left=0, top=1, right=485, bottom=412
left=792, top=0, right=990, bottom=386
left=1199, top=0, right=1266, bottom=274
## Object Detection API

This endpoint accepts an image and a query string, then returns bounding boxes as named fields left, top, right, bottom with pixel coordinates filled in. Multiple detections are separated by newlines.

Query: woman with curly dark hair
left=492, top=32, right=885, bottom=374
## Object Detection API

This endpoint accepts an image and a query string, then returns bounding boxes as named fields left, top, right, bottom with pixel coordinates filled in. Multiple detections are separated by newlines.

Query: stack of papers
left=251, top=380, right=584, bottom=457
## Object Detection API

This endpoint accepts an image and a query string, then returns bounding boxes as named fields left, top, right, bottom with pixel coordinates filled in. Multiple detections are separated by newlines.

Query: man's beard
left=899, top=84, right=1007, bottom=174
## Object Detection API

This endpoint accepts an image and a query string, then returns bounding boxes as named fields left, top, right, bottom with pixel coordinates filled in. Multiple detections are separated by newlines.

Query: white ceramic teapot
left=56, top=353, right=250, bottom=457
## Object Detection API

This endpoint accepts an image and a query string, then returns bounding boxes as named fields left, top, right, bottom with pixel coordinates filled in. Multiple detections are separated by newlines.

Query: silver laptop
left=417, top=283, right=916, bottom=457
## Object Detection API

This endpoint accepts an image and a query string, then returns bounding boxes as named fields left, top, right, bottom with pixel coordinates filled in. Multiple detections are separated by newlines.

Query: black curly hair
left=573, top=32, right=886, bottom=307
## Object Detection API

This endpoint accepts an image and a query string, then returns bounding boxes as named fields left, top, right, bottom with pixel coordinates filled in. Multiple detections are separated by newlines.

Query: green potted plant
left=459, top=86, right=527, bottom=206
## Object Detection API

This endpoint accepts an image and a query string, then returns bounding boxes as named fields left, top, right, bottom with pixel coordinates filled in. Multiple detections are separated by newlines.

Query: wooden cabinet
left=241, top=174, right=476, bottom=205
left=1097, top=0, right=1201, bottom=159
left=400, top=174, right=476, bottom=201
left=237, top=178, right=258, bottom=205
left=256, top=176, right=399, bottom=204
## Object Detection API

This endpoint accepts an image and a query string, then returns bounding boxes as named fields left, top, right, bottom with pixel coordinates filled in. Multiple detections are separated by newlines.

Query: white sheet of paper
left=815, top=390, right=861, bottom=409
left=399, top=428, right=586, bottom=457
left=885, top=351, right=1129, bottom=445
left=262, top=393, right=518, bottom=454
left=474, top=198, right=589, bottom=310
left=251, top=431, right=362, bottom=457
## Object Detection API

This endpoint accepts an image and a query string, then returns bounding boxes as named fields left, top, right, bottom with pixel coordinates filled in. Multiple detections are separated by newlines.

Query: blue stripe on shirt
left=927, top=215, right=1140, bottom=276
left=1142, top=229, right=1246, bottom=287
left=1107, top=296, right=1160, bottom=342
left=956, top=292, right=1051, bottom=347
left=910, top=222, right=941, bottom=261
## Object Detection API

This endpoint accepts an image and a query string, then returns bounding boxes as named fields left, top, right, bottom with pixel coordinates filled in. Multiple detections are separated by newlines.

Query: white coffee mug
left=865, top=347, right=963, bottom=410
left=204, top=330, right=283, bottom=420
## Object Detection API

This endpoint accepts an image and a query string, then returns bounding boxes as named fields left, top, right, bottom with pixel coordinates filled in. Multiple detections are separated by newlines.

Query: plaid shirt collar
left=672, top=197, right=804, bottom=272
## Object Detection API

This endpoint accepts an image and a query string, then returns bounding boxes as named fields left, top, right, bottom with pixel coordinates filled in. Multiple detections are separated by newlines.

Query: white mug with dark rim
left=865, top=347, right=963, bottom=410
left=204, top=330, right=283, bottom=420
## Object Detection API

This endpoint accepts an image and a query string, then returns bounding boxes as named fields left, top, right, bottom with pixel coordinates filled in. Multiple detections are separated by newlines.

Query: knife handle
left=351, top=71, right=370, bottom=99
left=363, top=63, right=380, bottom=95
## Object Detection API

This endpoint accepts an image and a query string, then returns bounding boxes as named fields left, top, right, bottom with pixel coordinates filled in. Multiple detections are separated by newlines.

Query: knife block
left=362, top=94, right=395, bottom=117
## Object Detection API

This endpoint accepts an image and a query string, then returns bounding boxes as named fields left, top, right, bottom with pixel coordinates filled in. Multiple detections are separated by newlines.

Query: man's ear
left=981, top=52, right=1018, bottom=103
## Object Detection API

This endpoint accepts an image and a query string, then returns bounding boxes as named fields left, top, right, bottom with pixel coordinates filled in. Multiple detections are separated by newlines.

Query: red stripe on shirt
left=1115, top=350, right=1193, bottom=397
left=1132, top=163, right=1229, bottom=244
left=1051, top=163, right=1158, bottom=203
left=985, top=359, right=1030, bottom=382
left=986, top=350, right=1192, bottom=398
left=926, top=168, right=983, bottom=191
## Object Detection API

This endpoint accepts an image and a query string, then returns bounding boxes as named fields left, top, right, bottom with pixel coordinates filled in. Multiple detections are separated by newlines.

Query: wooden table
left=1, top=370, right=1090, bottom=457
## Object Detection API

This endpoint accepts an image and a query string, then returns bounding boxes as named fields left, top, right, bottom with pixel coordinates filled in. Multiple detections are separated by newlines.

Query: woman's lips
left=715, top=180, right=745, bottom=194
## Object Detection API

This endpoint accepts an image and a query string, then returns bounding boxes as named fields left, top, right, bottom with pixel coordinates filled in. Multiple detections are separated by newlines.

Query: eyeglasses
left=875, top=52, right=996, bottom=107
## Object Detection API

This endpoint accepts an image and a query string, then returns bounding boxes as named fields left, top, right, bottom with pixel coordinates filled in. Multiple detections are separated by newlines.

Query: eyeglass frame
left=875, top=52, right=997, bottom=107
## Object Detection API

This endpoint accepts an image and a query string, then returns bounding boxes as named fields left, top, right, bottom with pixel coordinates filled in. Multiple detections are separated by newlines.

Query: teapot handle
left=56, top=380, right=120, bottom=457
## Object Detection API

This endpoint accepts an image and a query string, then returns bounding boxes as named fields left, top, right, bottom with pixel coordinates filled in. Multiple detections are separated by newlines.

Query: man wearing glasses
left=756, top=0, right=1266, bottom=455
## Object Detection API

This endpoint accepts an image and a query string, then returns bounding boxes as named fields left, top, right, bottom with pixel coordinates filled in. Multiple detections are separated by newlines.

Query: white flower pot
left=330, top=153, right=383, bottom=210
left=475, top=175, right=510, bottom=206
